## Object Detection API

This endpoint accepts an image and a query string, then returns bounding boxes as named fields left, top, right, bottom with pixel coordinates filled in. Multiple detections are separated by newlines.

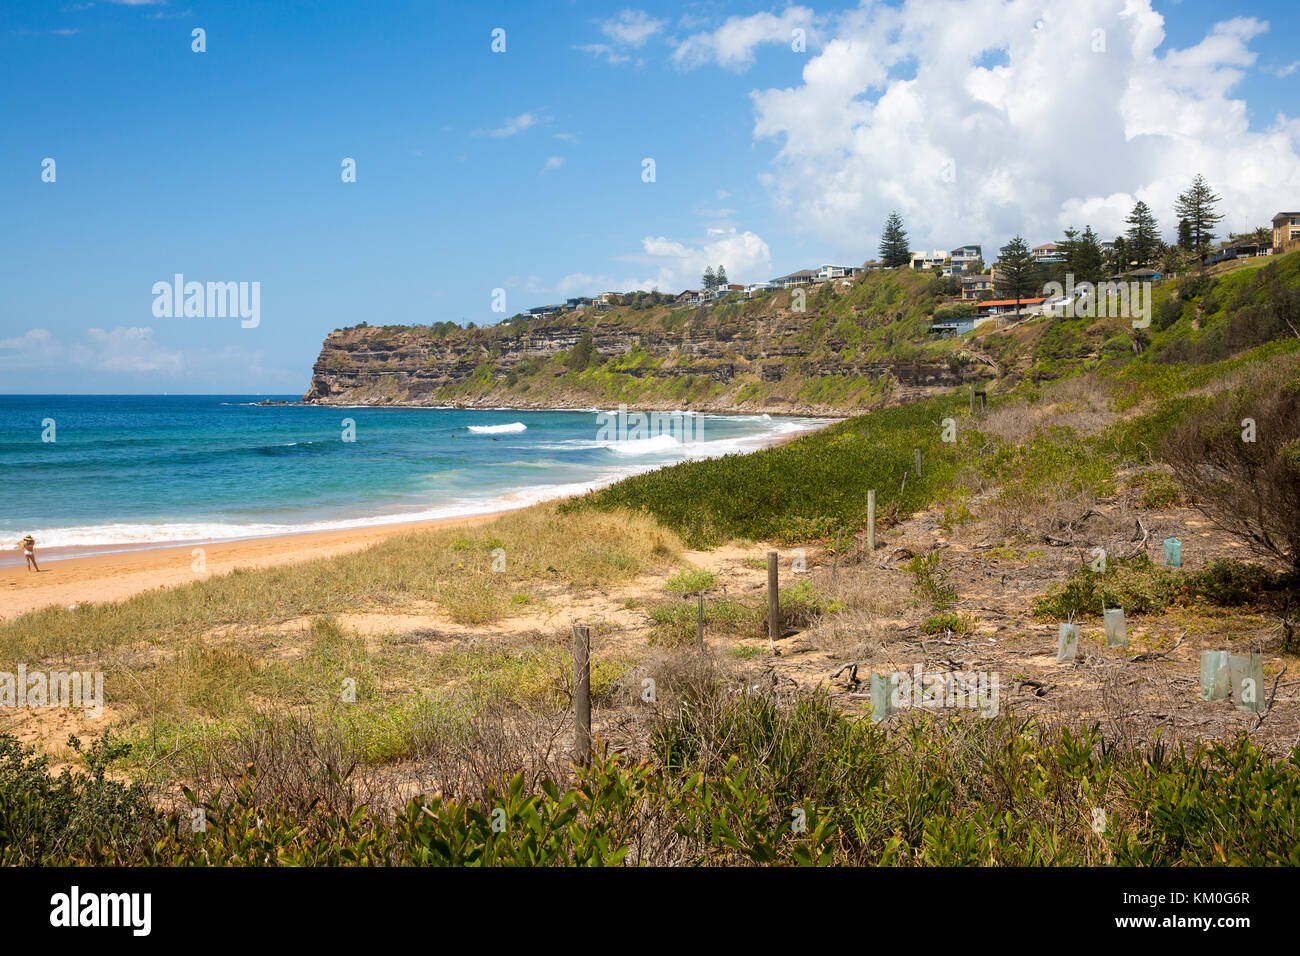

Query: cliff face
left=303, top=274, right=992, bottom=416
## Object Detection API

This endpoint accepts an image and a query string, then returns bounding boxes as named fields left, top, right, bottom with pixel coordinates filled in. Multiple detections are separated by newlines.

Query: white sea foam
left=606, top=434, right=681, bottom=455
left=467, top=422, right=527, bottom=434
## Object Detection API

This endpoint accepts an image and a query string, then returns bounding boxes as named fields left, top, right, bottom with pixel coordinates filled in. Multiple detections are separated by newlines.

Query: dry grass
left=976, top=374, right=1117, bottom=443
left=0, top=503, right=680, bottom=667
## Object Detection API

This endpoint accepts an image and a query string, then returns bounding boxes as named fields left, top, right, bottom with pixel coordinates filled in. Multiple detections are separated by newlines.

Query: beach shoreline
left=0, top=421, right=826, bottom=620
left=0, top=510, right=508, bottom=621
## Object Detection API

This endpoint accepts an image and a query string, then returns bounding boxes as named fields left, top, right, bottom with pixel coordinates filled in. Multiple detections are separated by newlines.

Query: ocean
left=0, top=395, right=829, bottom=565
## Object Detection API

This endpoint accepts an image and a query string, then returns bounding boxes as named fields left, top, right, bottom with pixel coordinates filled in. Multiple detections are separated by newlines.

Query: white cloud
left=600, top=9, right=666, bottom=47
left=551, top=228, right=772, bottom=295
left=1270, top=60, right=1299, bottom=78
left=0, top=328, right=61, bottom=362
left=576, top=43, right=630, bottom=65
left=76, top=327, right=184, bottom=373
left=475, top=112, right=541, bottom=138
left=541, top=156, right=566, bottom=174
left=743, top=0, right=1300, bottom=252
left=0, top=326, right=183, bottom=375
left=672, top=6, right=819, bottom=71
left=578, top=9, right=666, bottom=65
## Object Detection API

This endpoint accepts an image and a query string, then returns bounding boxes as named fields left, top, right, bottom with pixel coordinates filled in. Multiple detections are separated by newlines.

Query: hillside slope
left=303, top=252, right=1300, bottom=416
left=304, top=269, right=990, bottom=415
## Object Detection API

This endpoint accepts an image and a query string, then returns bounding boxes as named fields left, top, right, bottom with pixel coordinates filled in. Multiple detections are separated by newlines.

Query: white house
left=947, top=244, right=982, bottom=275
left=770, top=269, right=819, bottom=289
left=1033, top=242, right=1065, bottom=264
left=910, top=249, right=947, bottom=270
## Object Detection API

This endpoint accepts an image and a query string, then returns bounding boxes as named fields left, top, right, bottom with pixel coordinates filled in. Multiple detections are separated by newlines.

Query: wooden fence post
left=696, top=592, right=705, bottom=652
left=767, top=551, right=779, bottom=652
left=914, top=447, right=922, bottom=477
left=572, top=624, right=591, bottom=765
left=867, top=489, right=876, bottom=552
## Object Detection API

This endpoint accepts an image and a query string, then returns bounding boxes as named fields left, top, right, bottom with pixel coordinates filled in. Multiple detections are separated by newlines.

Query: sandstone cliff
left=304, top=270, right=996, bottom=416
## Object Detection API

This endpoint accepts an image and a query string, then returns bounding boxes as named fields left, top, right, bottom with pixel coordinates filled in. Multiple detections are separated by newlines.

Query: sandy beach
left=0, top=511, right=504, bottom=621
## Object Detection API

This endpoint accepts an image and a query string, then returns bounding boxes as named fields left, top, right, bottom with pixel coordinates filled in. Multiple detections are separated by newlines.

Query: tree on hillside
left=994, top=236, right=1039, bottom=315
left=1158, top=242, right=1187, bottom=276
left=1125, top=200, right=1160, bottom=267
left=702, top=266, right=716, bottom=291
left=1165, top=359, right=1300, bottom=573
left=716, top=265, right=729, bottom=287
left=1177, top=218, right=1194, bottom=251
left=1105, top=236, right=1128, bottom=275
left=1058, top=226, right=1106, bottom=289
left=1174, top=174, right=1224, bottom=265
left=879, top=211, right=911, bottom=268
left=566, top=331, right=596, bottom=372
left=1069, top=225, right=1106, bottom=286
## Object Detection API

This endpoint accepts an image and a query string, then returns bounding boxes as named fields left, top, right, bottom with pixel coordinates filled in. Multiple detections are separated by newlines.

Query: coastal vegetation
left=4, top=702, right=1297, bottom=865
left=4, top=251, right=1300, bottom=866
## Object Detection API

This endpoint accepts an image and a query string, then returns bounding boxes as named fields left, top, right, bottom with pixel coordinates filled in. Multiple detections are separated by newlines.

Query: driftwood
left=829, top=662, right=862, bottom=689
left=1114, top=516, right=1151, bottom=559
left=1014, top=678, right=1054, bottom=697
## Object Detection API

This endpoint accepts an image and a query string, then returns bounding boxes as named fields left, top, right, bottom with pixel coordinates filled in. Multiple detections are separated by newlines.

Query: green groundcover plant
left=4, top=691, right=1296, bottom=866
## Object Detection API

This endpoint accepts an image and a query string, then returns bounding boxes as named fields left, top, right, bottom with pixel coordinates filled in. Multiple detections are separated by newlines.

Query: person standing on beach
left=21, top=535, right=41, bottom=572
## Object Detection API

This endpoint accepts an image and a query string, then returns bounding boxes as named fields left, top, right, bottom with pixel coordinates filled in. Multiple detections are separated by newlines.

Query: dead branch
left=1129, top=630, right=1187, bottom=663
left=1252, top=665, right=1288, bottom=732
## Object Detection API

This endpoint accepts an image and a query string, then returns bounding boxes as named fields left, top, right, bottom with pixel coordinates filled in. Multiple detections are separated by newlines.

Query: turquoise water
left=0, top=395, right=826, bottom=562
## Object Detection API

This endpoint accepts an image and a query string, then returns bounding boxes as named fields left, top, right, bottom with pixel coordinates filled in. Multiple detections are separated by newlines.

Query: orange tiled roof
left=977, top=297, right=1048, bottom=307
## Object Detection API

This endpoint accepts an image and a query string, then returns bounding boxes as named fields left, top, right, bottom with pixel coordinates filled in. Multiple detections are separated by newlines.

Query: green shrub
left=0, top=735, right=158, bottom=865
left=1034, top=555, right=1289, bottom=619
left=665, top=567, right=716, bottom=592
left=922, top=611, right=968, bottom=634
left=565, top=393, right=966, bottom=547
left=1183, top=559, right=1292, bottom=607
left=906, top=552, right=957, bottom=610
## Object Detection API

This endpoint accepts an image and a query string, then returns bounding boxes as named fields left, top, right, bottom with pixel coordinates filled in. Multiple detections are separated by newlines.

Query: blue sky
left=2, top=0, right=1298, bottom=393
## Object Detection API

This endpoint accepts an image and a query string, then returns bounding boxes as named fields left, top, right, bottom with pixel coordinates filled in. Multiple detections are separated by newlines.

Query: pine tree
left=702, top=266, right=716, bottom=291
left=716, top=265, right=729, bottom=287
left=1106, top=236, right=1128, bottom=275
left=994, top=236, right=1039, bottom=314
left=1125, top=200, right=1160, bottom=268
left=1174, top=174, right=1224, bottom=265
left=1077, top=226, right=1106, bottom=286
left=1158, top=242, right=1187, bottom=276
left=1177, top=218, right=1193, bottom=251
left=879, top=211, right=911, bottom=268
left=1061, top=225, right=1105, bottom=287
